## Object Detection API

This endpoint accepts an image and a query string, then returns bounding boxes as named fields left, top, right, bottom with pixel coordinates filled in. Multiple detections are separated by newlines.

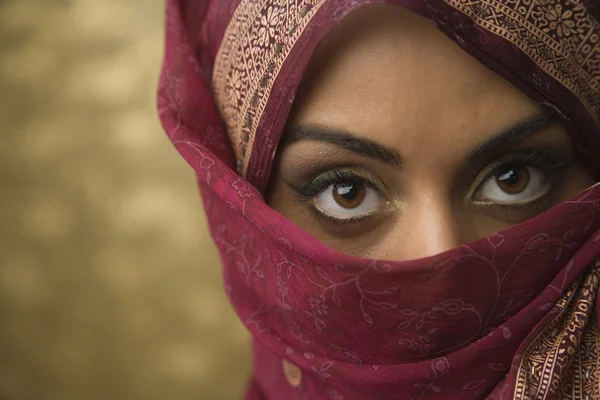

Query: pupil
left=498, top=168, right=519, bottom=186
left=336, top=183, right=358, bottom=200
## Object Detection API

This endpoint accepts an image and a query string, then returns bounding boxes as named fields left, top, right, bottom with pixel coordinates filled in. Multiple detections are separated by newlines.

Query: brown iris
left=332, top=182, right=366, bottom=209
left=496, top=166, right=530, bottom=194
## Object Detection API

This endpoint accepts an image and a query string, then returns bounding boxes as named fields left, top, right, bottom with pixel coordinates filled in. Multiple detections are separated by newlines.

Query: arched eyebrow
left=468, top=111, right=553, bottom=161
left=283, top=110, right=552, bottom=167
left=283, top=124, right=402, bottom=168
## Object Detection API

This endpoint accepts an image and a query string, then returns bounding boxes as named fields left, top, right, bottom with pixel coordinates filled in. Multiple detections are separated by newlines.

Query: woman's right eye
left=313, top=180, right=387, bottom=221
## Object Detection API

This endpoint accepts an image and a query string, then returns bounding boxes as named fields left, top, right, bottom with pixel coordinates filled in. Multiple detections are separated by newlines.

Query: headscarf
left=158, top=1, right=600, bottom=399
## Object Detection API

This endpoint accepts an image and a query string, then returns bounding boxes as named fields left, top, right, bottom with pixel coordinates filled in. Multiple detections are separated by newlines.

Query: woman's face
left=267, top=6, right=594, bottom=260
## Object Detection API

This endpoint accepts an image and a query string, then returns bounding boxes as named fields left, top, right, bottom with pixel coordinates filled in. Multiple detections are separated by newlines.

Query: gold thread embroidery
left=513, top=259, right=600, bottom=399
left=212, top=0, right=327, bottom=175
left=213, top=0, right=600, bottom=177
left=443, top=0, right=600, bottom=123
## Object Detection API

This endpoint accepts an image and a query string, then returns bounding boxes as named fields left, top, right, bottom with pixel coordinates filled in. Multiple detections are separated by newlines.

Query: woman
left=158, top=1, right=600, bottom=399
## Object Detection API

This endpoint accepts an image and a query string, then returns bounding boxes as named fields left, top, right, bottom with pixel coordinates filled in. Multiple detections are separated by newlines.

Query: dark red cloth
left=158, top=1, right=600, bottom=398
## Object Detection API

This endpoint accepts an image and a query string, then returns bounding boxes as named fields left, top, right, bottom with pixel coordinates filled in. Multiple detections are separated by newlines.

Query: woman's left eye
left=313, top=180, right=386, bottom=220
left=474, top=164, right=550, bottom=204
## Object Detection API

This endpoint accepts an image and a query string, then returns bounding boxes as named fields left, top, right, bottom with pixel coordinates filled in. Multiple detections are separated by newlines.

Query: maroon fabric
left=158, top=1, right=600, bottom=398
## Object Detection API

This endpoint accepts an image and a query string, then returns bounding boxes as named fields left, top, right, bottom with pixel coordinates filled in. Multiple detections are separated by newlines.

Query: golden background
left=0, top=1, right=251, bottom=399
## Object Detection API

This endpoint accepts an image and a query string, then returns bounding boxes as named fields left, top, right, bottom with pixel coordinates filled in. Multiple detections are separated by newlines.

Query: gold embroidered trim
left=443, top=0, right=600, bottom=123
left=513, top=259, right=600, bottom=400
left=212, top=0, right=327, bottom=175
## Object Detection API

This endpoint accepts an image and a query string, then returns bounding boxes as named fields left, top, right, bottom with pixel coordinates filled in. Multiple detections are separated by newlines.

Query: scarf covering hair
left=158, top=1, right=600, bottom=398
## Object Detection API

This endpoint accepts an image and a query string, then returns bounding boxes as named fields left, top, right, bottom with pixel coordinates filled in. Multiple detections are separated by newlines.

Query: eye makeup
left=287, top=167, right=389, bottom=199
left=281, top=146, right=575, bottom=235
left=467, top=147, right=573, bottom=201
left=284, top=167, right=393, bottom=236
left=466, top=147, right=574, bottom=222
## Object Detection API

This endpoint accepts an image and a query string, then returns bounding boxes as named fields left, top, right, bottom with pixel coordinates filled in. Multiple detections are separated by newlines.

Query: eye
left=313, top=180, right=386, bottom=220
left=474, top=164, right=550, bottom=204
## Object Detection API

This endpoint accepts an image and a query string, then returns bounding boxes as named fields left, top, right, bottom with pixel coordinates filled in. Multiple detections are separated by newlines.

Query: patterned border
left=213, top=0, right=600, bottom=178
left=444, top=0, right=600, bottom=121
left=212, top=0, right=327, bottom=175
left=513, top=259, right=600, bottom=399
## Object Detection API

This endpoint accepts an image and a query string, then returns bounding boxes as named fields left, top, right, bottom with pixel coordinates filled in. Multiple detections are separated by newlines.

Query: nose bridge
left=384, top=191, right=460, bottom=261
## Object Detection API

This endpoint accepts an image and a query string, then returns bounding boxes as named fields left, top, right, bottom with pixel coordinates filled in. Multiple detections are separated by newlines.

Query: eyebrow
left=283, top=124, right=402, bottom=167
left=283, top=110, right=553, bottom=167
left=468, top=111, right=553, bottom=160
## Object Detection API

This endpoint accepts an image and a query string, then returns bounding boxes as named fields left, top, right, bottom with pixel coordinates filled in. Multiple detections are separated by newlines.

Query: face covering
left=158, top=1, right=600, bottom=398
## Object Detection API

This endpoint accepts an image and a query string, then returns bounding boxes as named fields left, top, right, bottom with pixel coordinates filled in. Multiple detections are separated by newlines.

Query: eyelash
left=289, top=148, right=572, bottom=224
left=289, top=168, right=387, bottom=230
left=473, top=149, right=572, bottom=217
left=488, top=148, right=570, bottom=175
left=291, top=168, right=385, bottom=199
left=469, top=148, right=571, bottom=195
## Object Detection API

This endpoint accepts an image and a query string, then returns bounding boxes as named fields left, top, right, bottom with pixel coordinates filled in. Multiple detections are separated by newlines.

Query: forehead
left=289, top=6, right=540, bottom=156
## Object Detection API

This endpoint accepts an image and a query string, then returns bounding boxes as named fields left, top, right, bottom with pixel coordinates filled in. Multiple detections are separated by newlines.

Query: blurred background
left=0, top=1, right=250, bottom=399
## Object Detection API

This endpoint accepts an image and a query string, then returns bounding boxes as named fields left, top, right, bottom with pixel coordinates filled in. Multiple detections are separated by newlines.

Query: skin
left=267, top=6, right=594, bottom=260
